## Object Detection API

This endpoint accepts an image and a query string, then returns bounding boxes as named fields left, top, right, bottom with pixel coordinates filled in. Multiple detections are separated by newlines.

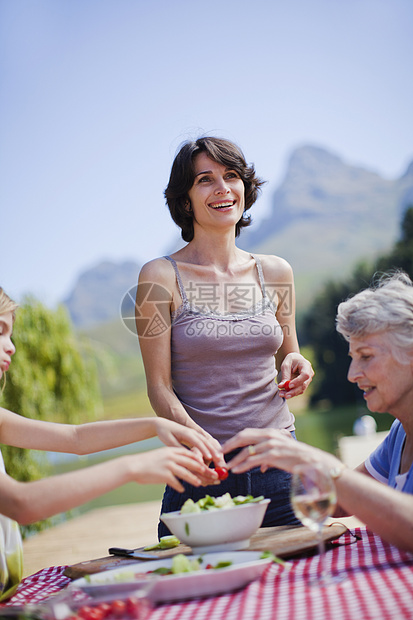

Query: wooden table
left=64, top=522, right=348, bottom=579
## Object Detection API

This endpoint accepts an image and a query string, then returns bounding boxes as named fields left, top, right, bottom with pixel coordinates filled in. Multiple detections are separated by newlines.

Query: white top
left=0, top=449, right=24, bottom=601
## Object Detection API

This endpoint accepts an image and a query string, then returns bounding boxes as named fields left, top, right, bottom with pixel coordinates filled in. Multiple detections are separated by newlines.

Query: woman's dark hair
left=164, top=137, right=265, bottom=242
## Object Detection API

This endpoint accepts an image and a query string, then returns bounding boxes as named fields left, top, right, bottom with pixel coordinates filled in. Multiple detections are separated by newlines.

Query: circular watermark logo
left=120, top=282, right=171, bottom=337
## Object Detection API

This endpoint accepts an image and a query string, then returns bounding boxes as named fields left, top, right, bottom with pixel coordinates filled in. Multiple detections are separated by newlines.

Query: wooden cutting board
left=64, top=522, right=350, bottom=580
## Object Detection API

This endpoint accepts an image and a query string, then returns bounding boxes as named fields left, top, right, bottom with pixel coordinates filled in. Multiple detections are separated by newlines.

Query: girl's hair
left=164, top=136, right=265, bottom=242
left=0, top=287, right=18, bottom=391
left=336, top=270, right=413, bottom=362
left=0, top=287, right=18, bottom=319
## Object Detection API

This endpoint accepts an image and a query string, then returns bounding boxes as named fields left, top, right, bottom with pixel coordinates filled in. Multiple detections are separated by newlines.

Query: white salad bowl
left=160, top=497, right=271, bottom=553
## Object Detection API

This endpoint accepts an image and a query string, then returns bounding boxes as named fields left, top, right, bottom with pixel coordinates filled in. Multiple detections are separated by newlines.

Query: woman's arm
left=136, top=260, right=223, bottom=464
left=0, top=446, right=211, bottom=525
left=223, top=428, right=413, bottom=552
left=260, top=255, right=314, bottom=397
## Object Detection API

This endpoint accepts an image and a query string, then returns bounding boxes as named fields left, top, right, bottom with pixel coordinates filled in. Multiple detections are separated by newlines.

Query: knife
left=108, top=546, right=160, bottom=560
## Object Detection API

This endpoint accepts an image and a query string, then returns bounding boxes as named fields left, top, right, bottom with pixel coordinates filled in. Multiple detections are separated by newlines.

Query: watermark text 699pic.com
left=120, top=281, right=293, bottom=338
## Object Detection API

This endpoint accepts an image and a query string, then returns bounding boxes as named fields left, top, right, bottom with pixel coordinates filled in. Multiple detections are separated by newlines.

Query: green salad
left=180, top=493, right=265, bottom=514
left=149, top=554, right=233, bottom=575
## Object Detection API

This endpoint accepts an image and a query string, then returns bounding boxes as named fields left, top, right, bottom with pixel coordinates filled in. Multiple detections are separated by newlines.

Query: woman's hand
left=222, top=427, right=340, bottom=475
left=278, top=352, right=314, bottom=399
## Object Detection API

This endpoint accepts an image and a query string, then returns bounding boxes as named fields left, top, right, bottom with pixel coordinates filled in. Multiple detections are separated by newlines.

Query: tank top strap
left=251, top=254, right=267, bottom=297
left=164, top=256, right=188, bottom=303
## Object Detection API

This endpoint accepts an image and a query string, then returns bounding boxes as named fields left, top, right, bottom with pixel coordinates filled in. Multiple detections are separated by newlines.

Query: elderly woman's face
left=347, top=331, right=413, bottom=417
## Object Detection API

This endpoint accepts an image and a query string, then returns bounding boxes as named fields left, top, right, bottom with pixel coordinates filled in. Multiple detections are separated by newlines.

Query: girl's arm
left=261, top=255, right=314, bottom=397
left=0, top=408, right=221, bottom=462
left=223, top=428, right=413, bottom=553
left=0, top=446, right=210, bottom=525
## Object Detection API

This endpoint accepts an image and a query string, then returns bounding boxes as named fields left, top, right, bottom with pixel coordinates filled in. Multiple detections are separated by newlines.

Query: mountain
left=64, top=145, right=413, bottom=328
left=64, top=260, right=141, bottom=328
left=238, top=145, right=413, bottom=310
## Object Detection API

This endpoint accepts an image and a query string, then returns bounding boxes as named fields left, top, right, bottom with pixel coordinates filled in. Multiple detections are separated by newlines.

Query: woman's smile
left=208, top=199, right=236, bottom=210
left=188, top=153, right=245, bottom=225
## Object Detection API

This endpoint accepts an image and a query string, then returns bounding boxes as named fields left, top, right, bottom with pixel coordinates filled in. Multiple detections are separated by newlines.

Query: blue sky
left=1, top=0, right=412, bottom=306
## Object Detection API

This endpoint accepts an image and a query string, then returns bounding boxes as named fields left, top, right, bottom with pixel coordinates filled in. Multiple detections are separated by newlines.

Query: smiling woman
left=165, top=137, right=264, bottom=243
left=186, top=153, right=246, bottom=234
left=223, top=271, right=413, bottom=553
left=135, top=136, right=314, bottom=539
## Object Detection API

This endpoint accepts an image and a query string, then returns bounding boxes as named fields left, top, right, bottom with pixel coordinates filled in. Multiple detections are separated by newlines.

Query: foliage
left=0, top=298, right=102, bottom=534
left=375, top=205, right=413, bottom=275
left=302, top=206, right=413, bottom=405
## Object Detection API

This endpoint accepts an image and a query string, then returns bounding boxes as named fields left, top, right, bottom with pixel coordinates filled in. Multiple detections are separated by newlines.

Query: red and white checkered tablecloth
left=147, top=528, right=413, bottom=620
left=2, top=527, right=413, bottom=619
left=0, top=564, right=71, bottom=607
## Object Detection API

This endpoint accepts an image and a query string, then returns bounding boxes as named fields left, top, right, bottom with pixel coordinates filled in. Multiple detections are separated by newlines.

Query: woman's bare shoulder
left=138, top=257, right=175, bottom=286
left=255, top=253, right=293, bottom=283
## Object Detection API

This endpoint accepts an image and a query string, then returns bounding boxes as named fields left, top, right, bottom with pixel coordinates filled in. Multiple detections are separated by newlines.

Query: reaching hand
left=222, top=428, right=340, bottom=476
left=128, top=446, right=216, bottom=493
left=278, top=352, right=314, bottom=399
left=155, top=418, right=223, bottom=464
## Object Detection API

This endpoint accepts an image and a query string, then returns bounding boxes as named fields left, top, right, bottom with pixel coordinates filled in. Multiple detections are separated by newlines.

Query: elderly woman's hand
left=278, top=352, right=314, bottom=398
left=222, top=427, right=342, bottom=476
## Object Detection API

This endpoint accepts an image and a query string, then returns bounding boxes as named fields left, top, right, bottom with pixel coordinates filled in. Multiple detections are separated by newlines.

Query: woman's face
left=347, top=331, right=413, bottom=417
left=187, top=153, right=245, bottom=233
left=0, top=312, right=15, bottom=380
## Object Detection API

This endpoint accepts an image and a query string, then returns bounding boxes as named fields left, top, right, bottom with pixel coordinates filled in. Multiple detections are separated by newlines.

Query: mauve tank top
left=165, top=255, right=295, bottom=444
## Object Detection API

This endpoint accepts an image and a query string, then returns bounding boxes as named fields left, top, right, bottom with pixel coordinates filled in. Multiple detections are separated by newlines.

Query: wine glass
left=290, top=463, right=337, bottom=586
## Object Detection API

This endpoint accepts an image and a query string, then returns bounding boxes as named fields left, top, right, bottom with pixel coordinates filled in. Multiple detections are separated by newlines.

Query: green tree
left=376, top=206, right=413, bottom=276
left=0, top=298, right=102, bottom=532
left=303, top=206, right=413, bottom=405
left=302, top=262, right=375, bottom=405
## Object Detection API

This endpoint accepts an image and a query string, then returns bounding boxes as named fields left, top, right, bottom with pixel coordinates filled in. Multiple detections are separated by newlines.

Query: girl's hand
left=278, top=353, right=314, bottom=399
left=155, top=418, right=223, bottom=464
left=129, top=446, right=216, bottom=493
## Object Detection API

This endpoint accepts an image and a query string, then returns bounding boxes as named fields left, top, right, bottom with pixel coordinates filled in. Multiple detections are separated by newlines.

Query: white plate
left=70, top=551, right=273, bottom=603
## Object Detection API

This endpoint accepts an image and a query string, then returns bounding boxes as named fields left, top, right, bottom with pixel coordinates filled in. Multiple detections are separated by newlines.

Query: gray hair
left=336, top=270, right=413, bottom=363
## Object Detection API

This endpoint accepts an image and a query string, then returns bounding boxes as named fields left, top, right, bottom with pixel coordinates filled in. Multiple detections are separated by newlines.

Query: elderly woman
left=223, top=271, right=413, bottom=552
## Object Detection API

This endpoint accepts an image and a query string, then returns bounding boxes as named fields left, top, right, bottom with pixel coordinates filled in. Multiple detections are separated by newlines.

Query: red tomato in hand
left=215, top=466, right=229, bottom=480
left=281, top=380, right=291, bottom=391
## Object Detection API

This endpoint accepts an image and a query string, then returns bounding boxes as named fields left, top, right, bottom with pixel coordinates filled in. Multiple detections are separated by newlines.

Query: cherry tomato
left=125, top=596, right=142, bottom=618
left=215, top=466, right=229, bottom=480
left=205, top=563, right=214, bottom=569
left=78, top=606, right=97, bottom=620
left=110, top=599, right=127, bottom=617
left=88, top=610, right=105, bottom=620
left=95, top=603, right=112, bottom=618
left=281, top=380, right=291, bottom=391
